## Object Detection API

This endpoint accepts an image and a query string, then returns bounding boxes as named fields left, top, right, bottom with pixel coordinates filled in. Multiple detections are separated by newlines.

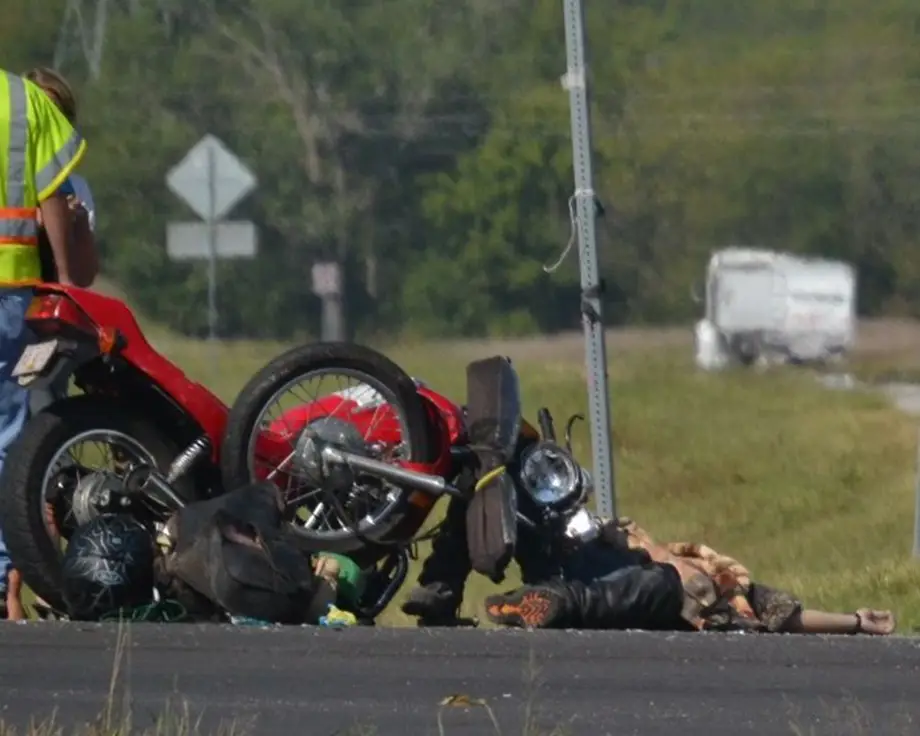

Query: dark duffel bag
left=161, top=482, right=334, bottom=624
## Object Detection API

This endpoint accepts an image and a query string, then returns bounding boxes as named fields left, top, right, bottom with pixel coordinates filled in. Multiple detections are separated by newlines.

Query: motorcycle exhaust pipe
left=141, top=471, right=188, bottom=511
left=124, top=465, right=188, bottom=512
left=319, top=445, right=464, bottom=498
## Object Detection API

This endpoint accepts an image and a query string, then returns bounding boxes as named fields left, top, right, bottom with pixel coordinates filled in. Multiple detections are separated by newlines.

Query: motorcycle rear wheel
left=0, top=395, right=195, bottom=612
left=220, top=342, right=439, bottom=555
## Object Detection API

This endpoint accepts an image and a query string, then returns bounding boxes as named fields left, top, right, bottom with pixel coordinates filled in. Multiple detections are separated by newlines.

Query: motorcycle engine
left=293, top=416, right=369, bottom=486
left=71, top=472, right=128, bottom=526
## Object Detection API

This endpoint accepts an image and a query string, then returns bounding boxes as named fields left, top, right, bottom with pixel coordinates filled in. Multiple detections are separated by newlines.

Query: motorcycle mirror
left=564, top=413, right=585, bottom=454
left=536, top=407, right=556, bottom=442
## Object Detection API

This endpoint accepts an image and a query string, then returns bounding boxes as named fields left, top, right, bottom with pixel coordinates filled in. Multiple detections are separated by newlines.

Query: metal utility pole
left=561, top=0, right=617, bottom=519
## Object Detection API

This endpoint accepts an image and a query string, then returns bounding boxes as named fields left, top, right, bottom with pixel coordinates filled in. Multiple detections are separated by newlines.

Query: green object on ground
left=322, top=552, right=367, bottom=609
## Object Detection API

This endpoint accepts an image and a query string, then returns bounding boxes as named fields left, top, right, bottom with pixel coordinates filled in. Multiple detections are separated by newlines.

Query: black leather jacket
left=512, top=511, right=650, bottom=586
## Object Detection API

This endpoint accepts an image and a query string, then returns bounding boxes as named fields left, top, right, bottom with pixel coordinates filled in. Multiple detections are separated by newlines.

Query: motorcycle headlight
left=519, top=442, right=583, bottom=509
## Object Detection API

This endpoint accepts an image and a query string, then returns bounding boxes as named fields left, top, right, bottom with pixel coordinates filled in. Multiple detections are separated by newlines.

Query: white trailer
left=693, top=247, right=857, bottom=370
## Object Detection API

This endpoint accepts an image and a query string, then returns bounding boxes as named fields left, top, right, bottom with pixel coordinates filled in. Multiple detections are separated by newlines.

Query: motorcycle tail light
left=26, top=294, right=96, bottom=334
left=97, top=326, right=118, bottom=354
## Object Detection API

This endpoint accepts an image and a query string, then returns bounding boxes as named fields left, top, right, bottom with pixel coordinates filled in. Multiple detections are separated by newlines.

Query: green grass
left=847, top=354, right=920, bottom=386
left=138, top=331, right=920, bottom=632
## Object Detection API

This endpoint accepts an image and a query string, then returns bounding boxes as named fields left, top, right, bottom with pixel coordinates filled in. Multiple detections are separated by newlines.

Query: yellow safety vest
left=0, top=70, right=87, bottom=285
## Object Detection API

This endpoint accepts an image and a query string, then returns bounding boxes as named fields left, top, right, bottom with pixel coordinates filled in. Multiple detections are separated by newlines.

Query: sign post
left=561, top=0, right=617, bottom=519
left=312, top=262, right=345, bottom=341
left=166, top=134, right=259, bottom=341
left=206, top=142, right=218, bottom=342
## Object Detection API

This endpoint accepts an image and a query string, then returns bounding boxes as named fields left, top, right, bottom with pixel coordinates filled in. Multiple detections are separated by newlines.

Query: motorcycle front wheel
left=0, top=395, right=195, bottom=612
left=220, top=342, right=439, bottom=555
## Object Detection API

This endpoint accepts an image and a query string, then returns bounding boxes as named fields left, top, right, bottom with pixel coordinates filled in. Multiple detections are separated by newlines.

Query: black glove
left=598, top=520, right=630, bottom=550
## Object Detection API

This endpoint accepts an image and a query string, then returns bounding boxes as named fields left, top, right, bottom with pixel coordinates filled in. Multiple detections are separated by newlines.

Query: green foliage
left=5, top=0, right=920, bottom=337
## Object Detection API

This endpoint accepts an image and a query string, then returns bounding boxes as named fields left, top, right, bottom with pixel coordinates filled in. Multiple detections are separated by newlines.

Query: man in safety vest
left=0, top=69, right=95, bottom=616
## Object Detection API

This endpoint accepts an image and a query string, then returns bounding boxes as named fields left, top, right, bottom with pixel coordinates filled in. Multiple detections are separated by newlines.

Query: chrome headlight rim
left=519, top=441, right=584, bottom=510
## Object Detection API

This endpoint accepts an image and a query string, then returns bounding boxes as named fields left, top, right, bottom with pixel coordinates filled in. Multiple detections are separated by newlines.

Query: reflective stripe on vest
left=36, top=132, right=83, bottom=196
left=1, top=72, right=40, bottom=284
left=0, top=207, right=38, bottom=245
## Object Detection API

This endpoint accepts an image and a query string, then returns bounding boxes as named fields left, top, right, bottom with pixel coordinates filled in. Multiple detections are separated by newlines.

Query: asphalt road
left=2, top=624, right=920, bottom=736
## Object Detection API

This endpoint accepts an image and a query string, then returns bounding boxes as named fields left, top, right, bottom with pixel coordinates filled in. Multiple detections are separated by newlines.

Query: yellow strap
left=474, top=465, right=506, bottom=493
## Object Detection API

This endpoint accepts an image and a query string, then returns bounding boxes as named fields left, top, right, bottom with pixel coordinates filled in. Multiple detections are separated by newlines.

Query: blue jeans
left=0, top=288, right=33, bottom=594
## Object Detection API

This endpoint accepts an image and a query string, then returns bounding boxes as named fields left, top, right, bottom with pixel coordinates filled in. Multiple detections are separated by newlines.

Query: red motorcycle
left=2, top=285, right=587, bottom=621
left=0, top=284, right=477, bottom=617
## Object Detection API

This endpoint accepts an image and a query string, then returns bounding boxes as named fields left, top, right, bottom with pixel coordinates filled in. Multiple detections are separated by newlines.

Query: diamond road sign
left=166, top=134, right=257, bottom=222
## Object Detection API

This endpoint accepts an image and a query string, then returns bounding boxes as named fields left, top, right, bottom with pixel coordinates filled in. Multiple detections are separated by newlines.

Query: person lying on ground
left=483, top=516, right=896, bottom=635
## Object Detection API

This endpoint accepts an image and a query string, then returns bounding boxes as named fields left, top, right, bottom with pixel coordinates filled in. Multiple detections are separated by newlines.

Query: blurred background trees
left=7, top=0, right=920, bottom=339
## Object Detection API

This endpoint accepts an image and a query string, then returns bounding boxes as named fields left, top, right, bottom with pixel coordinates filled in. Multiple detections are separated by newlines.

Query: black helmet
left=60, top=514, right=157, bottom=621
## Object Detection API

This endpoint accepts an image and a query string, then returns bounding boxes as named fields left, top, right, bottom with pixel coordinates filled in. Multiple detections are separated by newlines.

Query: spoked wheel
left=246, top=369, right=411, bottom=540
left=221, top=343, right=437, bottom=554
left=0, top=396, right=193, bottom=611
left=45, top=430, right=164, bottom=540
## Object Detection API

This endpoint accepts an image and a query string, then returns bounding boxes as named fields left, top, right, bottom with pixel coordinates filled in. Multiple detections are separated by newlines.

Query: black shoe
left=484, top=586, right=565, bottom=629
left=401, top=584, right=466, bottom=626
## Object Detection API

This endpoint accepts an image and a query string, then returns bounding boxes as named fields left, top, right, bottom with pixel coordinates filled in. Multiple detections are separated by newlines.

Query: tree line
left=6, top=0, right=920, bottom=339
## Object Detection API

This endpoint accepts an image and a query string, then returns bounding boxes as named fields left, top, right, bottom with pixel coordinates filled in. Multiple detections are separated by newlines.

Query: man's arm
left=27, top=80, right=95, bottom=287
left=67, top=195, right=98, bottom=285
left=38, top=194, right=78, bottom=284
left=39, top=186, right=98, bottom=289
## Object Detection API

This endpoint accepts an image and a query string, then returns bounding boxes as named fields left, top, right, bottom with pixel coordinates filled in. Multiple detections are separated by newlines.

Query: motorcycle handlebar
left=537, top=407, right=556, bottom=442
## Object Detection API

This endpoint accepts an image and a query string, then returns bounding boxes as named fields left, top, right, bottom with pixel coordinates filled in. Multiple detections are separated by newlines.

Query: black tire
left=220, top=342, right=437, bottom=554
left=0, top=395, right=194, bottom=612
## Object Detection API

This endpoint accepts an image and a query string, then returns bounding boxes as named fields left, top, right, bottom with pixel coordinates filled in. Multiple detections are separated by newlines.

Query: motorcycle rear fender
left=28, top=285, right=229, bottom=457
left=21, top=342, right=214, bottom=464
